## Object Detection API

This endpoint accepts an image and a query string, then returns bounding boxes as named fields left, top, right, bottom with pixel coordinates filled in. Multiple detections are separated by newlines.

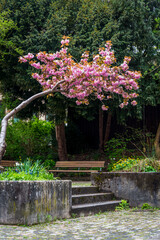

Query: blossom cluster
left=19, top=36, right=141, bottom=110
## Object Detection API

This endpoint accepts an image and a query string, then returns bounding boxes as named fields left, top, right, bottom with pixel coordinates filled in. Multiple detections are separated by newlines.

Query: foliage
left=141, top=203, right=160, bottom=211
left=141, top=203, right=153, bottom=210
left=116, top=202, right=160, bottom=211
left=124, top=128, right=156, bottom=158
left=105, top=127, right=156, bottom=163
left=43, top=159, right=56, bottom=170
left=115, top=200, right=130, bottom=211
left=0, top=0, right=52, bottom=119
left=0, top=0, right=159, bottom=157
left=0, top=10, right=23, bottom=63
left=105, top=137, right=127, bottom=161
left=1, top=0, right=146, bottom=116
left=110, top=157, right=159, bottom=172
left=107, top=158, right=117, bottom=172
left=0, top=160, right=56, bottom=180
left=5, top=117, right=55, bottom=161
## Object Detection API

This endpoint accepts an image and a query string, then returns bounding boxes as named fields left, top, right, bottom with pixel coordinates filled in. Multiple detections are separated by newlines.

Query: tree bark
left=99, top=108, right=104, bottom=152
left=55, top=123, right=68, bottom=161
left=154, top=122, right=160, bottom=159
left=104, top=111, right=112, bottom=144
left=0, top=80, right=64, bottom=162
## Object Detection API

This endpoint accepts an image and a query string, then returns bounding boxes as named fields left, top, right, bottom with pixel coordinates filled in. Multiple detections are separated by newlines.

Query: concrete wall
left=91, top=172, right=160, bottom=207
left=0, top=180, right=72, bottom=225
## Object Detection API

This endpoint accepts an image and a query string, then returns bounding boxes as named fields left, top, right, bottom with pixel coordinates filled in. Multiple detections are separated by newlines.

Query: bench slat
left=55, top=161, right=105, bottom=168
left=0, top=161, right=17, bottom=167
left=49, top=169, right=98, bottom=173
left=49, top=161, right=105, bottom=174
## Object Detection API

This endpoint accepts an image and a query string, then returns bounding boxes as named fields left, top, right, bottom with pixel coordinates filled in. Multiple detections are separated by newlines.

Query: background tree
left=0, top=0, right=159, bottom=160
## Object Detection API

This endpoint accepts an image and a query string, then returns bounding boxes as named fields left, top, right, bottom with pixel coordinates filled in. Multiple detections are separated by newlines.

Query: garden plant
left=110, top=157, right=159, bottom=172
left=0, top=160, right=56, bottom=181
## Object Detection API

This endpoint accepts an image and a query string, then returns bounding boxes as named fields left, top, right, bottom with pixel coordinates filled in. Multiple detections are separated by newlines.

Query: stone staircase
left=71, top=186, right=121, bottom=217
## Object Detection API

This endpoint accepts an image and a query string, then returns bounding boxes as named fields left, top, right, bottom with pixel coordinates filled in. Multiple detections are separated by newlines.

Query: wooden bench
left=0, top=160, right=17, bottom=167
left=49, top=161, right=106, bottom=174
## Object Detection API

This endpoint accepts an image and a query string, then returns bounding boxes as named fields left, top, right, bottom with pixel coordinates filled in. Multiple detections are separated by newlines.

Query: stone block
left=0, top=180, right=72, bottom=225
left=91, top=172, right=160, bottom=207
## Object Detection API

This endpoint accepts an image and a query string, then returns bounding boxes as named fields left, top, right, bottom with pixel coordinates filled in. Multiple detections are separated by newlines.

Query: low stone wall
left=0, top=180, right=72, bottom=225
left=91, top=172, right=160, bottom=207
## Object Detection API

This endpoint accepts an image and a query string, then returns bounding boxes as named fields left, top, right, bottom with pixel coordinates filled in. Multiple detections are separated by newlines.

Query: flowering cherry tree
left=0, top=36, right=141, bottom=161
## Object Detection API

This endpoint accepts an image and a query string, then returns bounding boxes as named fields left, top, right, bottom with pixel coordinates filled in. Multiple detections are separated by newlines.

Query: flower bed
left=109, top=157, right=160, bottom=172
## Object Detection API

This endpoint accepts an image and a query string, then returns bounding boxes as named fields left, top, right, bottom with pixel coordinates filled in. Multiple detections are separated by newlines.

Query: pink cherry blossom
left=23, top=53, right=34, bottom=60
left=30, top=62, right=41, bottom=69
left=19, top=36, right=141, bottom=110
left=119, top=103, right=125, bottom=108
left=19, top=57, right=27, bottom=63
left=131, top=100, right=137, bottom=106
left=102, top=105, right=109, bottom=111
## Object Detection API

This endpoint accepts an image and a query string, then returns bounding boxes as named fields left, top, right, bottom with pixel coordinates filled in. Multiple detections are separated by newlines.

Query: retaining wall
left=0, top=180, right=72, bottom=225
left=91, top=172, right=160, bottom=207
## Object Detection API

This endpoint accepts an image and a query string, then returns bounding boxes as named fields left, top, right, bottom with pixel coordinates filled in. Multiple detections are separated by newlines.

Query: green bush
left=105, top=128, right=156, bottom=165
left=105, top=137, right=127, bottom=161
left=5, top=117, right=56, bottom=161
left=0, top=160, right=56, bottom=181
left=43, top=159, right=56, bottom=170
left=116, top=128, right=155, bottom=158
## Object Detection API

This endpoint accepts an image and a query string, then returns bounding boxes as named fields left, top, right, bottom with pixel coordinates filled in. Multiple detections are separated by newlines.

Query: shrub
left=105, top=137, right=127, bottom=161
left=5, top=117, right=56, bottom=161
left=43, top=159, right=56, bottom=170
left=105, top=128, right=156, bottom=165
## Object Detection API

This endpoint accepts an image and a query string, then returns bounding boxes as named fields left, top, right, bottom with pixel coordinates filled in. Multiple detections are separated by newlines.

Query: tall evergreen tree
left=0, top=0, right=159, bottom=158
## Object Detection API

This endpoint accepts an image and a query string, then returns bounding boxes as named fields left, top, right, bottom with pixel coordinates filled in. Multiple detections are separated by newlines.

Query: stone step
left=72, top=200, right=121, bottom=217
left=72, top=186, right=100, bottom=195
left=72, top=192, right=114, bottom=205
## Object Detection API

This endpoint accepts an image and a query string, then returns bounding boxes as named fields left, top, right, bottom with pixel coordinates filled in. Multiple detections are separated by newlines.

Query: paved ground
left=1, top=182, right=160, bottom=240
left=0, top=210, right=160, bottom=239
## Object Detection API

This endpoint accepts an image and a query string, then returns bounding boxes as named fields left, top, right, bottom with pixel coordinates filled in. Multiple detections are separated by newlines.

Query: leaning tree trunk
left=55, top=123, right=68, bottom=161
left=0, top=80, right=64, bottom=163
left=154, top=122, right=160, bottom=159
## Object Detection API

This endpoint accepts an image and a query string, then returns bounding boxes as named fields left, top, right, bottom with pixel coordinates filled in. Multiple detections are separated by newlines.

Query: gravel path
left=0, top=210, right=160, bottom=240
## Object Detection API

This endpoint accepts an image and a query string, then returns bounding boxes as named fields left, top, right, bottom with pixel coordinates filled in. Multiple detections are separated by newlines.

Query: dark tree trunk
left=104, top=111, right=112, bottom=145
left=55, top=122, right=68, bottom=161
left=99, top=108, right=104, bottom=152
left=154, top=122, right=160, bottom=159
